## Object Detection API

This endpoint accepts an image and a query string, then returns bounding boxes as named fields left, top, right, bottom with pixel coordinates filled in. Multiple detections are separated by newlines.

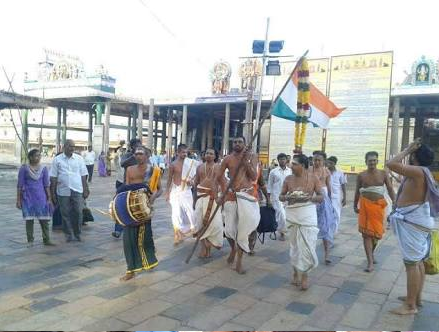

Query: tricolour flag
left=272, top=70, right=344, bottom=128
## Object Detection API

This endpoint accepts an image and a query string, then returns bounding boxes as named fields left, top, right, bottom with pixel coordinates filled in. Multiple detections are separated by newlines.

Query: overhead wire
left=136, top=0, right=209, bottom=70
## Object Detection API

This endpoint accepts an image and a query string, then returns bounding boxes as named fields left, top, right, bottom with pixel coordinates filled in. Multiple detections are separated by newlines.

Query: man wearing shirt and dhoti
left=165, top=144, right=197, bottom=245
left=326, top=156, right=347, bottom=233
left=193, top=148, right=224, bottom=258
left=267, top=153, right=292, bottom=241
left=387, top=139, right=439, bottom=315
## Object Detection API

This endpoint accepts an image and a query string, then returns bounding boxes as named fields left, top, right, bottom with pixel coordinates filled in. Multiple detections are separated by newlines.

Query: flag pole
left=185, top=49, right=309, bottom=264
left=321, top=56, right=333, bottom=152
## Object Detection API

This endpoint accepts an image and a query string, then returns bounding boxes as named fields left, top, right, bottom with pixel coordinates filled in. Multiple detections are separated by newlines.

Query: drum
left=109, top=189, right=153, bottom=226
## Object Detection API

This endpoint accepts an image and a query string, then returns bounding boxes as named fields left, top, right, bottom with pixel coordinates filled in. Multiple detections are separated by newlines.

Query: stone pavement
left=1, top=173, right=439, bottom=331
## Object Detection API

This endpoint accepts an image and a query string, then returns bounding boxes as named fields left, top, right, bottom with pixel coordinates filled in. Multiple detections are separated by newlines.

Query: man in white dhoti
left=267, top=153, right=292, bottom=241
left=217, top=137, right=260, bottom=274
left=193, top=148, right=224, bottom=257
left=387, top=138, right=439, bottom=315
left=165, top=144, right=197, bottom=245
left=280, top=154, right=324, bottom=290
left=327, top=156, right=347, bottom=234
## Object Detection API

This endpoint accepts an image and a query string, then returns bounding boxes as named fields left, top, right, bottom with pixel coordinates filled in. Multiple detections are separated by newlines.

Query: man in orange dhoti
left=358, top=195, right=387, bottom=239
left=354, top=151, right=395, bottom=272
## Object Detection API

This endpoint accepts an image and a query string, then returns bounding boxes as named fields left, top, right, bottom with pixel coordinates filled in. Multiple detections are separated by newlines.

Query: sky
left=1, top=0, right=438, bottom=100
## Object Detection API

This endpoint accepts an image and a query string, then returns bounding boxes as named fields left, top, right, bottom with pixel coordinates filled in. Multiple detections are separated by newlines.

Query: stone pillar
left=137, top=104, right=143, bottom=143
left=181, top=105, right=188, bottom=145
left=401, top=106, right=412, bottom=150
left=174, top=115, right=178, bottom=152
left=222, top=103, right=230, bottom=156
left=161, top=111, right=167, bottom=153
left=103, top=101, right=111, bottom=153
left=154, top=117, right=158, bottom=152
left=131, top=107, right=138, bottom=140
left=414, top=107, right=423, bottom=139
left=201, top=121, right=207, bottom=151
left=62, top=107, right=67, bottom=145
left=148, top=99, right=154, bottom=149
left=88, top=110, right=93, bottom=148
left=207, top=111, right=214, bottom=148
left=56, top=107, right=61, bottom=153
left=127, top=114, right=132, bottom=142
left=166, top=110, right=173, bottom=160
left=389, top=97, right=400, bottom=157
left=21, top=109, right=29, bottom=163
left=95, top=103, right=104, bottom=125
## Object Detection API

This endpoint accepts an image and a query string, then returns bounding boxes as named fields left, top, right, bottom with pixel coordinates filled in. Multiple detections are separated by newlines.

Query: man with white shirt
left=326, top=156, right=347, bottom=233
left=82, top=146, right=96, bottom=182
left=267, top=153, right=292, bottom=241
left=50, top=140, right=89, bottom=242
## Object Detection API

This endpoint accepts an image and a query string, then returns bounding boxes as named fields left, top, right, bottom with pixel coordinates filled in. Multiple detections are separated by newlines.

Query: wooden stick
left=185, top=50, right=309, bottom=264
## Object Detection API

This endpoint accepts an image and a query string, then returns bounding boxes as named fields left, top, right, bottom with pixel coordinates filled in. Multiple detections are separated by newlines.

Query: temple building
left=389, top=55, right=439, bottom=179
left=0, top=51, right=438, bottom=180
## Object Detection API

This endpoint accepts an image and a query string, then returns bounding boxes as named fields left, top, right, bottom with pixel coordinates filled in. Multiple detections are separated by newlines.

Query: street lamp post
left=250, top=18, right=284, bottom=153
left=253, top=17, right=270, bottom=152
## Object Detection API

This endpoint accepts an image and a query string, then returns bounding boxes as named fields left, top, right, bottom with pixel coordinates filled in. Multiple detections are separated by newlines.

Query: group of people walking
left=15, top=135, right=438, bottom=317
left=116, top=137, right=348, bottom=280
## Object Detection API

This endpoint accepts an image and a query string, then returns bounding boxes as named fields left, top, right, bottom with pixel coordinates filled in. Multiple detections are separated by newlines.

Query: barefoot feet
left=398, top=296, right=423, bottom=307
left=120, top=273, right=135, bottom=281
left=389, top=304, right=418, bottom=315
left=291, top=271, right=300, bottom=286
left=227, top=249, right=236, bottom=266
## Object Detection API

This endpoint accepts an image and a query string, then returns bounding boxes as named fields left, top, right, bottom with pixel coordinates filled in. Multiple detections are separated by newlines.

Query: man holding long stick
left=193, top=148, right=224, bottom=258
left=217, top=136, right=260, bottom=274
left=185, top=52, right=309, bottom=265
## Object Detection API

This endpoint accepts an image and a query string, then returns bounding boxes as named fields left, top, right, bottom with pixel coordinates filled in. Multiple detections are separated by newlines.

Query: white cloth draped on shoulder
left=169, top=158, right=197, bottom=233
left=223, top=191, right=260, bottom=253
left=170, top=183, right=195, bottom=233
left=286, top=202, right=319, bottom=272
left=182, top=158, right=197, bottom=190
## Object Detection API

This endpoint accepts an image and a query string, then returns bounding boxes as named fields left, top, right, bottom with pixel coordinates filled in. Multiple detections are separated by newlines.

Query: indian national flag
left=272, top=70, right=344, bottom=128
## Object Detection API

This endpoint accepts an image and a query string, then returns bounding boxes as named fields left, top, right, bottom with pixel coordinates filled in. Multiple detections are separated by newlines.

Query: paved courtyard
left=0, top=171, right=439, bottom=331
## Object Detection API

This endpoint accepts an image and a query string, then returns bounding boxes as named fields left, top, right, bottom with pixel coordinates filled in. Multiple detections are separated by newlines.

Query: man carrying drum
left=117, top=146, right=162, bottom=281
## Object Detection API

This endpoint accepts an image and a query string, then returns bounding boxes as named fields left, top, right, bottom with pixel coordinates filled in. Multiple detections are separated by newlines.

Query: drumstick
left=90, top=207, right=112, bottom=217
left=185, top=50, right=309, bottom=264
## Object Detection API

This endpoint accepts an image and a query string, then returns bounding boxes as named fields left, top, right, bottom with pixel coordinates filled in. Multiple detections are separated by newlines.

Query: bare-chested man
left=217, top=136, right=260, bottom=274
left=387, top=138, right=438, bottom=315
left=118, top=146, right=162, bottom=281
left=354, top=151, right=395, bottom=273
left=165, top=143, right=197, bottom=245
left=280, top=154, right=323, bottom=290
left=193, top=148, right=224, bottom=258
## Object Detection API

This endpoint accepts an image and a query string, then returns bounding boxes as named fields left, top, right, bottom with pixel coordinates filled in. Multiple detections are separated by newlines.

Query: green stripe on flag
left=272, top=98, right=297, bottom=121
